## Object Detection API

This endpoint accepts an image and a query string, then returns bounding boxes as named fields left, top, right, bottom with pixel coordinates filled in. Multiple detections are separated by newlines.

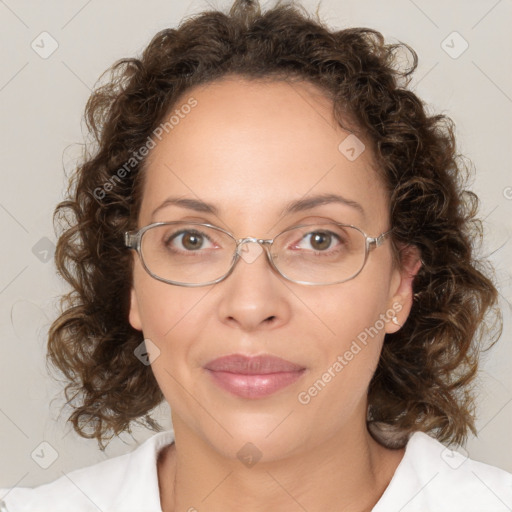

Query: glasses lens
left=271, top=224, right=366, bottom=284
left=140, top=223, right=236, bottom=285
left=138, top=222, right=367, bottom=286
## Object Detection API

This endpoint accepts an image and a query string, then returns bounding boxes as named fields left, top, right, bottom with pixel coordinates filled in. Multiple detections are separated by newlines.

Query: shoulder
left=373, top=431, right=512, bottom=512
left=0, top=430, right=175, bottom=512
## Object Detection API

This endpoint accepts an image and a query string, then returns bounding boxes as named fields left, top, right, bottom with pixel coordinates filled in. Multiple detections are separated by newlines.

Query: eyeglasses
left=124, top=221, right=392, bottom=287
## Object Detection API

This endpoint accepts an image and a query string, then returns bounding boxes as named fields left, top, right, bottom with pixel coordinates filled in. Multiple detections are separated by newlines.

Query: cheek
left=132, top=274, right=203, bottom=404
left=310, top=279, right=388, bottom=349
left=300, top=279, right=390, bottom=403
left=132, top=261, right=196, bottom=339
left=131, top=263, right=212, bottom=359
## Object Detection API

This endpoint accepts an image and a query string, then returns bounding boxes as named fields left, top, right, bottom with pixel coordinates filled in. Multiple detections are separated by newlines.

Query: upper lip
left=204, top=354, right=305, bottom=374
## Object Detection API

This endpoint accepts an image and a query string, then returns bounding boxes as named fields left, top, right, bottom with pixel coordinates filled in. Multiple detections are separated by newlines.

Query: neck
left=158, top=413, right=404, bottom=512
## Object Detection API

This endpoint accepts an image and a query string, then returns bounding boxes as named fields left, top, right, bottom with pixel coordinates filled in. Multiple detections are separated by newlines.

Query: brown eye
left=308, top=232, right=333, bottom=251
left=295, top=230, right=343, bottom=252
left=180, top=231, right=204, bottom=251
left=165, top=230, right=213, bottom=252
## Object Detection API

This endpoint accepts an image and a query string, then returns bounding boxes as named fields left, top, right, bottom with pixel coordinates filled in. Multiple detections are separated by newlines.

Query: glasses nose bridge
left=235, top=236, right=274, bottom=257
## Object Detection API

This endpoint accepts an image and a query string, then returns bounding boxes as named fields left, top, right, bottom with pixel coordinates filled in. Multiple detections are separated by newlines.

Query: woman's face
left=129, top=77, right=418, bottom=461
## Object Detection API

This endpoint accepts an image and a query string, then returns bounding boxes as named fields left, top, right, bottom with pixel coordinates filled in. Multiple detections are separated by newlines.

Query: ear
left=129, top=287, right=143, bottom=331
left=385, top=244, right=422, bottom=334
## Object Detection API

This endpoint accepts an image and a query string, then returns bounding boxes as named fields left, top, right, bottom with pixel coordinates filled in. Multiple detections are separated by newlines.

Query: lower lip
left=206, top=369, right=306, bottom=399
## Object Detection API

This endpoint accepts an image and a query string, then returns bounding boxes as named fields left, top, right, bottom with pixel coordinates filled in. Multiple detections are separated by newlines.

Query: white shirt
left=1, top=430, right=511, bottom=511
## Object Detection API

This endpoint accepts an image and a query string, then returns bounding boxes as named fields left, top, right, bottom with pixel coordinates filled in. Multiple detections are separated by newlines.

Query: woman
left=1, top=0, right=511, bottom=510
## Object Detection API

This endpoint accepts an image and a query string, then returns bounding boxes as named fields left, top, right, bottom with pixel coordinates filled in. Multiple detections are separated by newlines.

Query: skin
left=129, top=76, right=422, bottom=512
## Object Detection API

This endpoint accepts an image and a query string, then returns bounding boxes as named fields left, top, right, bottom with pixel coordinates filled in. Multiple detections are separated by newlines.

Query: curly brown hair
left=47, top=0, right=502, bottom=451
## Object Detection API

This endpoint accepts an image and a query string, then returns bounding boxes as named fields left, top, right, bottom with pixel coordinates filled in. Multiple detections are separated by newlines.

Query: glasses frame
left=125, top=221, right=393, bottom=287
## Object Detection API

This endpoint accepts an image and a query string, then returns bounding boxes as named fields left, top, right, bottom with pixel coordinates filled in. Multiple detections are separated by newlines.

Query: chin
left=198, top=413, right=310, bottom=463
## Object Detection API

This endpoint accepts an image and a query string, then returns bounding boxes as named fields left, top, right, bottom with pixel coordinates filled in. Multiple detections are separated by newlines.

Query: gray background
left=0, top=0, right=511, bottom=488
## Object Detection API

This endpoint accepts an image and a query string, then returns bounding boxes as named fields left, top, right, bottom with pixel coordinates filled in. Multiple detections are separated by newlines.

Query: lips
left=204, top=354, right=306, bottom=399
left=204, top=354, right=305, bottom=374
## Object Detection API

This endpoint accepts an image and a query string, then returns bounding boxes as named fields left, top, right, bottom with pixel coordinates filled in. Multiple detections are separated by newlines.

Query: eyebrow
left=280, top=193, right=365, bottom=218
left=151, top=193, right=365, bottom=219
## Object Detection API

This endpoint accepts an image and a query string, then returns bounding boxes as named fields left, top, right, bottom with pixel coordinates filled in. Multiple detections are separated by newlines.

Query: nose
left=216, top=239, right=291, bottom=331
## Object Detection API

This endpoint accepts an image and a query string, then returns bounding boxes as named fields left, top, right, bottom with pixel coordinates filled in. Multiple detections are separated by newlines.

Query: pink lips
left=204, top=354, right=306, bottom=399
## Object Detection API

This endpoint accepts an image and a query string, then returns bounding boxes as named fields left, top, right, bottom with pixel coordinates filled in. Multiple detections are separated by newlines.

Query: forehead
left=139, top=77, right=389, bottom=232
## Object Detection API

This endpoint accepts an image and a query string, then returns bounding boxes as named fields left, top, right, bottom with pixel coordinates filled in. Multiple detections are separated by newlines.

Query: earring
left=392, top=316, right=402, bottom=328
